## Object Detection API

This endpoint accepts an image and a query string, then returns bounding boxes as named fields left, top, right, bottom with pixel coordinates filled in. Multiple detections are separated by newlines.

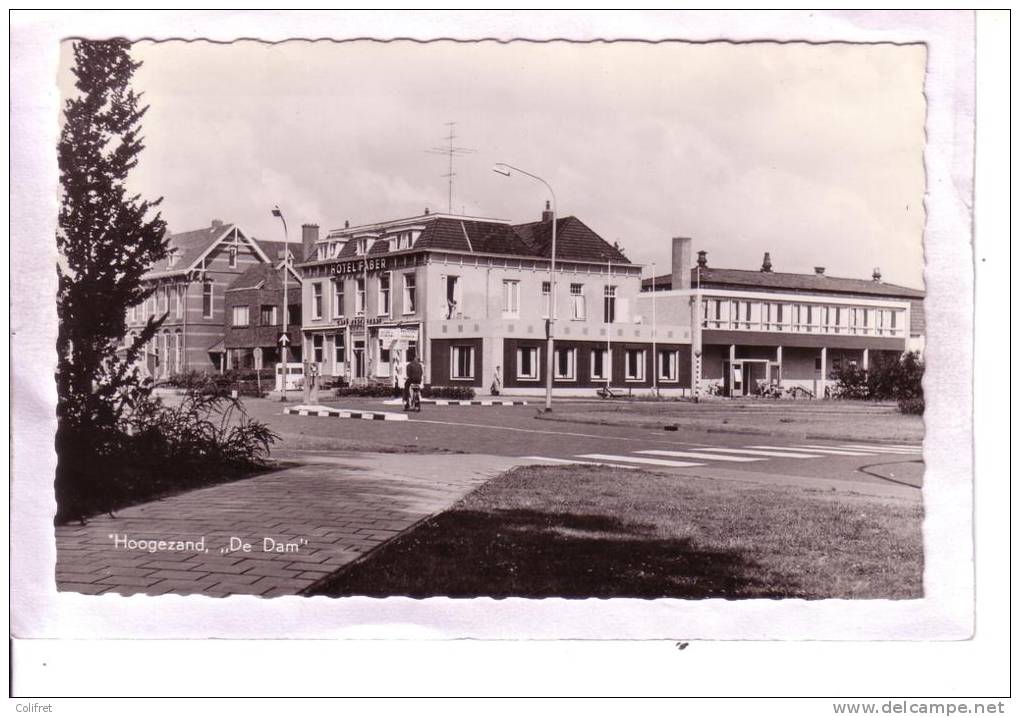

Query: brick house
left=221, top=260, right=302, bottom=371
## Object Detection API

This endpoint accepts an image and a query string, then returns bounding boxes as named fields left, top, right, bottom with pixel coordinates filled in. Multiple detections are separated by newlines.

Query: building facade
left=221, top=260, right=303, bottom=371
left=297, top=209, right=692, bottom=394
left=125, top=220, right=298, bottom=378
left=638, top=239, right=926, bottom=398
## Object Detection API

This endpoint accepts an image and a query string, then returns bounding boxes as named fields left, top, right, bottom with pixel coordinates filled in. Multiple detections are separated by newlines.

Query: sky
left=59, top=39, right=927, bottom=288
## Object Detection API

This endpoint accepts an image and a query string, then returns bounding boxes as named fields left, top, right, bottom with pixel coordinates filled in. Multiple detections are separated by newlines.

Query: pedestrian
left=490, top=365, right=502, bottom=396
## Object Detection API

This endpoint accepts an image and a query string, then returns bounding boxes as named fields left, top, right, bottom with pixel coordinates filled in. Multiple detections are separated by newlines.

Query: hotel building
left=297, top=207, right=692, bottom=393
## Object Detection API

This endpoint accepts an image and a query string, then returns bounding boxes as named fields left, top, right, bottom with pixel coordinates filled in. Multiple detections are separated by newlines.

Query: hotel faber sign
left=329, top=257, right=389, bottom=276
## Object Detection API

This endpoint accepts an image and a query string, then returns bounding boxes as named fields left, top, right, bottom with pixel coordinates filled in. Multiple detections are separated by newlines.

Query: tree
left=56, top=39, right=168, bottom=517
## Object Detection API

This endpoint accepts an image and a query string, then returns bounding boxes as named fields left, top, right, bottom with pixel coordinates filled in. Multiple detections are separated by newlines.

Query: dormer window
left=317, top=244, right=328, bottom=261
left=166, top=249, right=179, bottom=268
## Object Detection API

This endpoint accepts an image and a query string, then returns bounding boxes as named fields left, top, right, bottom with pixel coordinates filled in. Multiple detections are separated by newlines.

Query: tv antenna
left=426, top=121, right=476, bottom=214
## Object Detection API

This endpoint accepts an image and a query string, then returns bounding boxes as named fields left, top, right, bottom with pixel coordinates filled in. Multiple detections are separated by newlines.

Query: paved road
left=250, top=398, right=924, bottom=493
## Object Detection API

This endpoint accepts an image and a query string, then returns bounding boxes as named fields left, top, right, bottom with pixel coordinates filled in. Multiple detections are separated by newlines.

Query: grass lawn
left=539, top=400, right=924, bottom=443
left=307, top=465, right=923, bottom=600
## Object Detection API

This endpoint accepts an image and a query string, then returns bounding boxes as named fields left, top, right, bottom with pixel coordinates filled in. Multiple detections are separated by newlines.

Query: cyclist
left=403, top=354, right=424, bottom=410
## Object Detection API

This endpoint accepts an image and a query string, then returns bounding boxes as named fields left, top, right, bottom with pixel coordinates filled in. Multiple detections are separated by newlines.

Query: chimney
left=696, top=250, right=708, bottom=268
left=301, top=223, right=319, bottom=264
left=671, top=237, right=692, bottom=290
left=814, top=266, right=825, bottom=276
left=424, top=207, right=430, bottom=215
left=872, top=267, right=882, bottom=282
left=761, top=252, right=773, bottom=272
left=541, top=200, right=554, bottom=223
left=211, top=219, right=224, bottom=228
left=344, top=219, right=350, bottom=229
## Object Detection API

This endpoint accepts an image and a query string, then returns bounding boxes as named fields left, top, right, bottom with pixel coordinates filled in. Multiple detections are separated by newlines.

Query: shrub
left=898, top=396, right=925, bottom=415
left=335, top=385, right=402, bottom=398
left=829, top=351, right=924, bottom=402
left=55, top=393, right=278, bottom=524
left=423, top=386, right=475, bottom=400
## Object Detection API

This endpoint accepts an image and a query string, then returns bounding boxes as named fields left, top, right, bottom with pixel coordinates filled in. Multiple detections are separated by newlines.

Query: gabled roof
left=642, top=267, right=924, bottom=299
left=513, top=216, right=630, bottom=264
left=227, top=263, right=281, bottom=291
left=147, top=223, right=233, bottom=275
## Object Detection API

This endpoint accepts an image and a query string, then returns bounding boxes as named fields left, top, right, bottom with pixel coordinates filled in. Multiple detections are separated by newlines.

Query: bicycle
left=407, top=382, right=422, bottom=412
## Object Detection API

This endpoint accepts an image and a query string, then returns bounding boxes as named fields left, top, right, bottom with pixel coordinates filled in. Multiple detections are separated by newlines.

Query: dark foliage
left=161, top=369, right=272, bottom=397
left=55, top=393, right=278, bottom=524
left=897, top=396, right=925, bottom=415
left=423, top=386, right=476, bottom=400
left=332, top=384, right=476, bottom=400
left=829, top=351, right=924, bottom=410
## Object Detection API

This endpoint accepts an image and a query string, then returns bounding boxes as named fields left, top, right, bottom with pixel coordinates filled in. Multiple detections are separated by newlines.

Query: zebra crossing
left=523, top=441, right=921, bottom=471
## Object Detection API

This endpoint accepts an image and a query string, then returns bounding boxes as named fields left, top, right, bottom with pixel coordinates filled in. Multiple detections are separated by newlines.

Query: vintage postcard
left=11, top=11, right=980, bottom=661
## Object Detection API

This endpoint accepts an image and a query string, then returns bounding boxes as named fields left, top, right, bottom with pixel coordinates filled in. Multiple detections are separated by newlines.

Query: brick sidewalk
left=55, top=453, right=523, bottom=598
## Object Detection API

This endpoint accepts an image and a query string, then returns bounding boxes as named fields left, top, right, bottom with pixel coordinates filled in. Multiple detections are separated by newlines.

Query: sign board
left=253, top=347, right=263, bottom=370
left=379, top=327, right=420, bottom=344
left=328, top=257, right=389, bottom=277
left=278, top=334, right=290, bottom=345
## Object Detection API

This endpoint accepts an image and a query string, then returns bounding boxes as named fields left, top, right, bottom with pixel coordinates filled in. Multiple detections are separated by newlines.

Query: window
left=541, top=281, right=551, bottom=319
left=228, top=247, right=237, bottom=268
left=403, top=273, right=416, bottom=314
left=313, top=334, right=324, bottom=363
left=833, top=307, right=842, bottom=334
left=334, top=333, right=346, bottom=364
left=174, top=331, right=182, bottom=372
left=603, top=285, right=617, bottom=324
left=451, top=345, right=475, bottom=380
left=730, top=300, right=740, bottom=329
left=260, top=305, right=278, bottom=326
left=167, top=249, right=178, bottom=268
left=815, top=357, right=823, bottom=371
left=658, top=350, right=678, bottom=381
left=231, top=306, right=249, bottom=327
left=288, top=304, right=301, bottom=326
left=570, top=283, right=586, bottom=320
left=625, top=348, right=645, bottom=381
left=317, top=244, right=328, bottom=261
left=379, top=273, right=391, bottom=316
left=202, top=282, right=213, bottom=318
left=311, top=282, right=323, bottom=320
left=333, top=280, right=345, bottom=318
left=591, top=348, right=609, bottom=380
left=890, top=311, right=898, bottom=330
left=502, top=279, right=520, bottom=318
left=161, top=286, right=169, bottom=314
left=129, top=304, right=137, bottom=323
left=174, top=286, right=183, bottom=319
left=517, top=346, right=539, bottom=380
left=445, top=276, right=460, bottom=318
left=805, top=305, right=814, bottom=332
left=355, top=277, right=366, bottom=315
left=554, top=348, right=576, bottom=380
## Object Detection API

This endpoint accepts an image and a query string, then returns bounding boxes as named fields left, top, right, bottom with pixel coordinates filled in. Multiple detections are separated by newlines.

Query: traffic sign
left=279, top=334, right=290, bottom=346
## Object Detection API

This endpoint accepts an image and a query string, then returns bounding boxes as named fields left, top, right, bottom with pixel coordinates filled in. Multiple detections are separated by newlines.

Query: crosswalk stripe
left=577, top=454, right=704, bottom=468
left=522, top=456, right=637, bottom=469
left=696, top=447, right=823, bottom=459
left=840, top=444, right=922, bottom=454
left=781, top=445, right=877, bottom=456
left=637, top=449, right=761, bottom=463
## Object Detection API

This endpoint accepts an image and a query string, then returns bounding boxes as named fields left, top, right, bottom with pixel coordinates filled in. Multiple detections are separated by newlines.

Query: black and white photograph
left=9, top=9, right=1006, bottom=705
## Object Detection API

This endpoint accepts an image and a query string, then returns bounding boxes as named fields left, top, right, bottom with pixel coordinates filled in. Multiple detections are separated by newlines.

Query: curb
left=382, top=398, right=529, bottom=407
left=284, top=405, right=409, bottom=421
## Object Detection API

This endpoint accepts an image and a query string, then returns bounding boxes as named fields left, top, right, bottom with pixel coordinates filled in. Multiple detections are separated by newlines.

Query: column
left=863, top=348, right=870, bottom=371
left=776, top=345, right=783, bottom=386
left=729, top=344, right=736, bottom=397
left=819, top=346, right=827, bottom=398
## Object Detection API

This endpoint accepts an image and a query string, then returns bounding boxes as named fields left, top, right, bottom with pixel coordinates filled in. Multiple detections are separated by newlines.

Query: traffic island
left=284, top=405, right=409, bottom=421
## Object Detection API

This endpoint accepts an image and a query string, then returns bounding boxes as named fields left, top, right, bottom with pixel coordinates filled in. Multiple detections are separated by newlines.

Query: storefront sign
left=329, top=257, right=388, bottom=276
left=379, top=327, right=419, bottom=343
left=333, top=316, right=387, bottom=329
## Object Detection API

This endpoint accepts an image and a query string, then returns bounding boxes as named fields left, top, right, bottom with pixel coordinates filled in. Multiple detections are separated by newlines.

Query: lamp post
left=271, top=205, right=290, bottom=401
left=493, top=162, right=557, bottom=412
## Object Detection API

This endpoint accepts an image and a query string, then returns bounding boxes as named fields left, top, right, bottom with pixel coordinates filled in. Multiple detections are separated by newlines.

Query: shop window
left=403, top=273, right=416, bottom=314
left=451, top=345, right=475, bottom=380
left=625, top=348, right=645, bottom=381
left=591, top=348, right=609, bottom=381
left=313, top=334, right=324, bottom=363
left=311, top=282, right=323, bottom=320
left=333, top=280, right=345, bottom=318
left=231, top=306, right=249, bottom=327
left=603, top=285, right=617, bottom=324
left=334, top=333, right=346, bottom=364
left=202, top=282, right=214, bottom=318
left=502, top=280, right=520, bottom=318
left=260, top=305, right=278, bottom=326
left=570, top=283, right=586, bottom=320
left=517, top=346, right=539, bottom=381
left=378, top=272, right=391, bottom=316
left=554, top=348, right=576, bottom=380
left=658, top=350, right=678, bottom=382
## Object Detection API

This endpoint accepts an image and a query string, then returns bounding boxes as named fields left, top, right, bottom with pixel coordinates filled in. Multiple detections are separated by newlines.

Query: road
left=242, top=398, right=923, bottom=493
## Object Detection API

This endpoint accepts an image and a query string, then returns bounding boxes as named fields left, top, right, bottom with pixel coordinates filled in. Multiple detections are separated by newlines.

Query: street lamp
left=493, top=162, right=557, bottom=412
left=271, top=205, right=290, bottom=401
